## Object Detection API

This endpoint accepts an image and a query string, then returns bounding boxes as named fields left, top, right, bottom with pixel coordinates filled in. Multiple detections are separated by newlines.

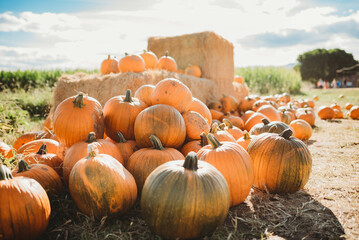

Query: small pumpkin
left=238, top=97, right=256, bottom=112
left=100, top=54, right=119, bottom=75
left=106, top=131, right=137, bottom=164
left=220, top=95, right=238, bottom=114
left=349, top=106, right=359, bottom=119
left=296, top=109, right=315, bottom=127
left=140, top=50, right=158, bottom=69
left=345, top=103, right=353, bottom=110
left=241, top=110, right=255, bottom=123
left=330, top=103, right=341, bottom=111
left=185, top=64, right=202, bottom=78
left=279, top=110, right=292, bottom=124
left=118, top=53, right=145, bottom=73
left=244, top=112, right=270, bottom=132
left=210, top=109, right=224, bottom=121
left=249, top=118, right=292, bottom=135
left=181, top=132, right=208, bottom=156
left=13, top=130, right=54, bottom=150
left=16, top=138, right=63, bottom=159
left=157, top=51, right=177, bottom=72
left=236, top=131, right=253, bottom=150
left=234, top=75, right=244, bottom=84
left=333, top=109, right=344, bottom=119
left=252, top=100, right=270, bottom=112
left=141, top=152, right=230, bottom=240
left=222, top=119, right=244, bottom=140
left=210, top=123, right=236, bottom=142
left=223, top=113, right=244, bottom=130
left=290, top=119, right=312, bottom=140
left=182, top=111, right=210, bottom=141
left=134, top=84, right=155, bottom=106
left=318, top=106, right=335, bottom=120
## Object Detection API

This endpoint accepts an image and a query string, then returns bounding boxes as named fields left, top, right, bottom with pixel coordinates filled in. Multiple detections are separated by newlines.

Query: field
left=1, top=81, right=358, bottom=239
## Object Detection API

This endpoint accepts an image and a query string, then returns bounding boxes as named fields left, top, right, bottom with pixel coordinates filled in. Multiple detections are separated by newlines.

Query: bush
left=236, top=67, right=302, bottom=95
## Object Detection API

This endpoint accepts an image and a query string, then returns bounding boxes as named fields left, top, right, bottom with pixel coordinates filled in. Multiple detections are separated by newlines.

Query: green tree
left=297, top=48, right=358, bottom=83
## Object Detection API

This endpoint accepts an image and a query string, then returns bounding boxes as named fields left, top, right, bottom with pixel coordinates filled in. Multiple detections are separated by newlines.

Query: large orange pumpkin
left=151, top=78, right=193, bottom=114
left=13, top=130, right=53, bottom=150
left=103, top=90, right=146, bottom=141
left=140, top=50, right=158, bottom=69
left=197, top=134, right=254, bottom=206
left=290, top=119, right=312, bottom=140
left=0, top=164, right=51, bottom=240
left=157, top=51, right=177, bottom=72
left=53, top=93, right=104, bottom=147
left=118, top=53, right=145, bottom=73
left=245, top=112, right=270, bottom=132
left=100, top=54, right=119, bottom=75
left=134, top=84, right=155, bottom=106
left=182, top=111, right=210, bottom=141
left=256, top=105, right=281, bottom=122
left=134, top=104, right=186, bottom=148
left=318, top=106, right=335, bottom=120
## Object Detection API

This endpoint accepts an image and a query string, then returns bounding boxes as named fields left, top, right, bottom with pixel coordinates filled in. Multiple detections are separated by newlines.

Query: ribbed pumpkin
left=103, top=90, right=146, bottom=140
left=290, top=119, right=312, bottom=140
left=182, top=111, right=210, bottom=141
left=134, top=104, right=186, bottom=148
left=236, top=131, right=253, bottom=150
left=140, top=50, right=158, bottom=69
left=185, top=65, right=202, bottom=78
left=100, top=54, right=119, bottom=75
left=245, top=112, right=270, bottom=132
left=181, top=133, right=208, bottom=156
left=13, top=130, right=53, bottom=150
left=0, top=142, right=15, bottom=159
left=296, top=109, right=315, bottom=126
left=106, top=131, right=137, bottom=164
left=53, top=93, right=104, bottom=147
left=222, top=119, right=244, bottom=140
left=189, top=97, right=212, bottom=125
left=248, top=129, right=312, bottom=193
left=151, top=78, right=193, bottom=114
left=69, top=145, right=137, bottom=219
left=63, top=132, right=124, bottom=184
left=209, top=123, right=236, bottom=142
left=197, top=134, right=254, bottom=206
left=349, top=106, right=359, bottom=119
left=126, top=135, right=184, bottom=192
left=22, top=143, right=63, bottom=177
left=257, top=105, right=281, bottom=121
left=157, top=51, right=177, bottom=72
left=249, top=119, right=292, bottom=135
left=12, top=160, right=62, bottom=197
left=318, top=106, right=335, bottom=120
left=118, top=53, right=145, bottom=73
left=0, top=164, right=51, bottom=240
left=141, top=152, right=230, bottom=239
left=134, top=84, right=155, bottom=106
left=238, top=97, right=256, bottom=112
left=279, top=110, right=292, bottom=124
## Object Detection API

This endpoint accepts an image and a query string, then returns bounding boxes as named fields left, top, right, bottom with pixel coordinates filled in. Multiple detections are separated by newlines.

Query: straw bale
left=53, top=70, right=215, bottom=111
left=148, top=31, right=235, bottom=100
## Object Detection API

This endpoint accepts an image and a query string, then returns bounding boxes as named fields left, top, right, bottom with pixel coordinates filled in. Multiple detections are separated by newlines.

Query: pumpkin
left=54, top=93, right=104, bottom=147
left=257, top=105, right=281, bottom=121
left=140, top=50, right=158, bottom=69
left=296, top=109, right=315, bottom=127
left=345, top=103, right=353, bottom=110
left=313, top=95, right=319, bottom=101
left=103, top=89, right=146, bottom=140
left=17, top=138, right=62, bottom=156
left=100, top=54, right=119, bottom=75
left=157, top=51, right=177, bottom=72
left=249, top=119, right=292, bottom=135
left=279, top=93, right=291, bottom=103
left=318, top=106, right=335, bottom=120
left=106, top=131, right=137, bottom=164
left=333, top=109, right=344, bottom=119
left=13, top=130, right=53, bottom=150
left=69, top=144, right=137, bottom=219
left=12, top=160, right=62, bottom=197
left=222, top=119, right=244, bottom=140
left=182, top=111, right=210, bottom=141
left=22, top=143, right=63, bottom=177
left=185, top=65, right=202, bottom=78
left=330, top=103, right=341, bottom=111
left=247, top=129, right=312, bottom=193
left=126, top=135, right=184, bottom=192
left=189, top=97, right=212, bottom=125
left=134, top=104, right=186, bottom=148
left=220, top=95, right=238, bottom=114
left=210, top=123, right=236, bottom=142
left=0, top=142, right=15, bottom=159
left=210, top=109, right=224, bottom=121
left=238, top=97, right=256, bottom=112
left=134, top=84, right=155, bottom=106
left=63, top=132, right=124, bottom=184
left=252, top=100, right=270, bottom=112
left=223, top=113, right=244, bottom=130
left=0, top=164, right=51, bottom=240
left=141, top=152, right=230, bottom=239
left=207, top=101, right=222, bottom=112
left=349, top=106, right=359, bottom=119
left=236, top=131, right=253, bottom=150
left=290, top=119, right=312, bottom=140
left=118, top=53, right=145, bottom=73
left=241, top=110, right=255, bottom=123
left=181, top=132, right=208, bottom=156
left=279, top=110, right=292, bottom=124
left=234, top=75, right=244, bottom=84
left=151, top=78, right=193, bottom=114
left=197, top=134, right=254, bottom=206
left=244, top=112, right=270, bottom=132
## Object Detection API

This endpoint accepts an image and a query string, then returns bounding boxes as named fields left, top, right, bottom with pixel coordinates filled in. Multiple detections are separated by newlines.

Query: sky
left=0, top=0, right=359, bottom=70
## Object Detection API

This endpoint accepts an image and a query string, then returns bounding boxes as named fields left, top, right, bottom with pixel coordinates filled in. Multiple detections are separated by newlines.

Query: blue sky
left=1, top=0, right=359, bottom=70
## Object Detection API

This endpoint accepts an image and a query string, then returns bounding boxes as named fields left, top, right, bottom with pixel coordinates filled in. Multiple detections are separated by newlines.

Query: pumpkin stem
left=200, top=132, right=208, bottom=147
left=107, top=54, right=111, bottom=60
left=124, top=89, right=133, bottom=103
left=262, top=118, right=270, bottom=125
left=0, top=164, right=13, bottom=180
left=218, top=123, right=226, bottom=130
left=73, top=93, right=86, bottom=108
left=149, top=135, right=165, bottom=150
left=210, top=123, right=219, bottom=134
left=17, top=160, right=31, bottom=173
left=182, top=152, right=198, bottom=171
left=165, top=51, right=169, bottom=57
left=243, top=131, right=251, bottom=140
left=223, top=119, right=233, bottom=129
left=279, top=129, right=293, bottom=139
left=36, top=143, right=47, bottom=155
left=116, top=131, right=127, bottom=143
left=207, top=133, right=222, bottom=149
left=125, top=52, right=129, bottom=56
left=86, top=132, right=97, bottom=143
left=87, top=143, right=99, bottom=158
left=143, top=49, right=147, bottom=53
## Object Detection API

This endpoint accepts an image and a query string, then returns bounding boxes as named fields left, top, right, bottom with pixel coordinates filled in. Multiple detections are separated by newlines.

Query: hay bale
left=148, top=31, right=235, bottom=100
left=53, top=70, right=215, bottom=111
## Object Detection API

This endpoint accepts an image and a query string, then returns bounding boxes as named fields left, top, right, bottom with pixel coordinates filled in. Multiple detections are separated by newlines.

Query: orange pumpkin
left=197, top=133, right=254, bottom=206
left=207, top=101, right=222, bottom=112
left=210, top=109, right=224, bottom=121
left=53, top=93, right=104, bottom=147
left=106, top=131, right=137, bottom=164
left=182, top=111, right=210, bottom=141
left=333, top=109, right=344, bottom=119
left=241, top=110, right=255, bottom=124
left=185, top=65, right=202, bottom=78
left=118, top=53, right=145, bottom=73
left=330, top=103, right=341, bottom=111
left=222, top=119, right=244, bottom=140
left=103, top=90, right=146, bottom=141
left=13, top=130, right=54, bottom=150
left=189, top=97, right=212, bottom=125
left=140, top=50, right=158, bottom=69
left=17, top=138, right=61, bottom=156
left=296, top=109, right=315, bottom=127
left=180, top=133, right=208, bottom=156
left=257, top=105, right=281, bottom=122
left=279, top=93, right=291, bottom=103
left=134, top=84, right=155, bottom=106
left=126, top=135, right=184, bottom=192
left=349, top=106, right=359, bottom=119
left=220, top=95, right=238, bottom=114
left=223, top=114, right=244, bottom=130
left=157, top=51, right=177, bottom=72
left=151, top=78, right=193, bottom=114
left=345, top=103, right=353, bottom=110
left=0, top=142, right=15, bottom=159
left=134, top=104, right=186, bottom=148
left=279, top=110, right=292, bottom=124
left=210, top=123, right=236, bottom=142
left=245, top=112, right=270, bottom=132
left=43, top=116, right=53, bottom=131
left=290, top=119, right=312, bottom=140
left=238, top=97, right=256, bottom=112
left=318, top=106, right=335, bottom=120
left=252, top=100, right=270, bottom=112
left=234, top=75, right=244, bottom=84
left=236, top=131, right=252, bottom=150
left=100, top=54, right=119, bottom=75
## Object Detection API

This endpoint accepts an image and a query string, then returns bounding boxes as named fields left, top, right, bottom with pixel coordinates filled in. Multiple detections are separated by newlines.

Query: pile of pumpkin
left=100, top=50, right=202, bottom=78
left=317, top=102, right=359, bottom=120
left=0, top=78, right=313, bottom=240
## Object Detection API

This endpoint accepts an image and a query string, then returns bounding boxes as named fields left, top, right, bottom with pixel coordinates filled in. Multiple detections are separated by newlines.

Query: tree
left=297, top=48, right=358, bottom=83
